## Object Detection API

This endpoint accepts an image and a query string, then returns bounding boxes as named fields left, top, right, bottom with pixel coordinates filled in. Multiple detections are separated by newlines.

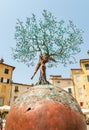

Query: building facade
left=50, top=75, right=74, bottom=96
left=1, top=58, right=89, bottom=110
left=10, top=82, right=33, bottom=105
left=71, top=59, right=89, bottom=109
left=0, top=59, right=33, bottom=106
left=0, top=59, right=15, bottom=106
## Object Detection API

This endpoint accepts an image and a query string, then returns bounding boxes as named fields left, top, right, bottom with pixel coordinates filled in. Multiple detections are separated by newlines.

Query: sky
left=0, top=0, right=89, bottom=85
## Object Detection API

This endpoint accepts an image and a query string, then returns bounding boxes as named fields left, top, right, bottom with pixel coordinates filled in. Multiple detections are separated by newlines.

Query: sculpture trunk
left=37, top=62, right=49, bottom=85
left=31, top=53, right=50, bottom=85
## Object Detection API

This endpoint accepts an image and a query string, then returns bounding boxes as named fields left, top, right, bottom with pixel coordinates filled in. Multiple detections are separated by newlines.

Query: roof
left=50, top=75, right=72, bottom=80
left=0, top=62, right=15, bottom=70
left=50, top=75, right=62, bottom=77
left=71, top=68, right=82, bottom=71
left=12, top=82, right=34, bottom=86
left=80, top=59, right=89, bottom=63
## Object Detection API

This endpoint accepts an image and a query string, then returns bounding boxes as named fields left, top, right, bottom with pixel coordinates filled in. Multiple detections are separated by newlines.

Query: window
left=3, top=78, right=7, bottom=83
left=85, top=64, right=89, bottom=70
left=68, top=88, right=72, bottom=94
left=0, top=77, right=10, bottom=83
left=67, top=81, right=71, bottom=85
left=78, top=88, right=83, bottom=98
left=80, top=102, right=83, bottom=107
left=57, top=81, right=60, bottom=83
left=4, top=68, right=9, bottom=74
left=14, top=86, right=19, bottom=92
left=83, top=85, right=85, bottom=89
left=0, top=98, right=4, bottom=106
left=87, top=75, right=89, bottom=82
left=76, top=76, right=80, bottom=82
left=75, top=71, right=80, bottom=74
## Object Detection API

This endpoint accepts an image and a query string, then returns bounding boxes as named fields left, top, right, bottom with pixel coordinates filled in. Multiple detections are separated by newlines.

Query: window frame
left=76, top=76, right=81, bottom=82
left=78, top=88, right=83, bottom=98
left=85, top=64, right=89, bottom=70
left=0, top=77, right=10, bottom=84
left=14, top=86, right=19, bottom=92
left=4, top=68, right=9, bottom=74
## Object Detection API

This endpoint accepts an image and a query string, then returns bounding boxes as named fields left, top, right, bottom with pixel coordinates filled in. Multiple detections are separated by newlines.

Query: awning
left=0, top=105, right=10, bottom=112
left=81, top=109, right=89, bottom=114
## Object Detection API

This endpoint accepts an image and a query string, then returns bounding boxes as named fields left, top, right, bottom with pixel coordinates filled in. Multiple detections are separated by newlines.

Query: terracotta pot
left=5, top=84, right=86, bottom=130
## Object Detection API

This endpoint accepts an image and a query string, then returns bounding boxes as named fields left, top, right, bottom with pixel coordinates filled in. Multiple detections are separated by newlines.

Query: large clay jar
left=5, top=84, right=86, bottom=130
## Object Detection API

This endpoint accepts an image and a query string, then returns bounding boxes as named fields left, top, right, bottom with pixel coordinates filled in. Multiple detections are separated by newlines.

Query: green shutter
left=68, top=88, right=72, bottom=94
left=87, top=75, right=89, bottom=82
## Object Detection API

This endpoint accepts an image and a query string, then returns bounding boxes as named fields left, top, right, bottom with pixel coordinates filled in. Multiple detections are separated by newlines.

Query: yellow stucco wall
left=50, top=75, right=74, bottom=96
left=71, top=59, right=89, bottom=109
left=0, top=60, right=33, bottom=106
left=10, top=83, right=33, bottom=105
left=0, top=62, right=15, bottom=106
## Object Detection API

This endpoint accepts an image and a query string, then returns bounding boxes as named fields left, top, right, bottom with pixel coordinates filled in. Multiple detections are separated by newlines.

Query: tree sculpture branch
left=13, top=10, right=83, bottom=85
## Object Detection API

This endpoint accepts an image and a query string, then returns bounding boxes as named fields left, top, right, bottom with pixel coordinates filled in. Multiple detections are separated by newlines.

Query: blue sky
left=0, top=0, right=89, bottom=84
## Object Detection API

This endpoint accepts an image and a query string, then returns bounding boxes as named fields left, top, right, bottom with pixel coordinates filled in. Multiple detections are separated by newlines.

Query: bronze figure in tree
left=12, top=10, right=83, bottom=84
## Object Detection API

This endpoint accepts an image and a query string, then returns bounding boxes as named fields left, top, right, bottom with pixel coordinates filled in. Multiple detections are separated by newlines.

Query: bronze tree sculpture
left=12, top=10, right=83, bottom=84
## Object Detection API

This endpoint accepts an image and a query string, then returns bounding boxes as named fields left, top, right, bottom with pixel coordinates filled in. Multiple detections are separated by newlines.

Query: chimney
left=0, top=58, right=4, bottom=63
